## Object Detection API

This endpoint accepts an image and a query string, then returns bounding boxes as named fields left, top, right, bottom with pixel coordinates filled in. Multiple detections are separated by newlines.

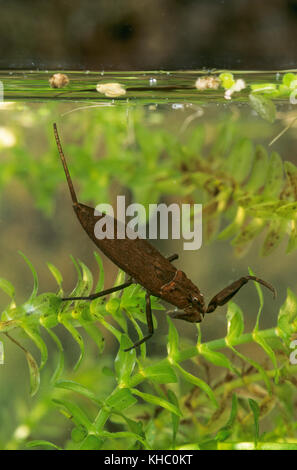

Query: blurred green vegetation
left=1, top=254, right=297, bottom=450
left=0, top=100, right=297, bottom=449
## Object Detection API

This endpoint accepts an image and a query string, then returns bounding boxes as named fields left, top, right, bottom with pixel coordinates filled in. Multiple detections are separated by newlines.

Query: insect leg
left=124, top=292, right=154, bottom=351
left=62, top=280, right=133, bottom=301
left=206, top=275, right=276, bottom=314
left=167, top=253, right=179, bottom=262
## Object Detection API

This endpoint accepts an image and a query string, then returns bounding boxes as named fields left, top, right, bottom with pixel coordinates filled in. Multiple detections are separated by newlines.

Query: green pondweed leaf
left=232, top=218, right=265, bottom=255
left=244, top=145, right=269, bottom=193
left=226, top=302, right=244, bottom=343
left=0, top=278, right=15, bottom=299
left=249, top=93, right=276, bottom=123
left=248, top=398, right=260, bottom=446
left=52, top=398, right=94, bottom=431
left=226, top=301, right=272, bottom=393
left=114, top=335, right=136, bottom=386
left=109, top=297, right=127, bottom=332
left=250, top=83, right=278, bottom=95
left=80, top=321, right=105, bottom=354
left=253, top=329, right=279, bottom=383
left=94, top=251, right=105, bottom=292
left=262, top=151, right=283, bottom=199
left=167, top=389, right=180, bottom=448
left=78, top=260, right=93, bottom=296
left=145, top=419, right=157, bottom=448
left=167, top=317, right=180, bottom=361
left=218, top=206, right=245, bottom=240
left=150, top=295, right=165, bottom=310
left=55, top=380, right=103, bottom=405
left=66, top=256, right=91, bottom=301
left=26, top=440, right=62, bottom=450
left=282, top=72, right=297, bottom=88
left=96, top=315, right=122, bottom=342
left=5, top=332, right=41, bottom=397
left=35, top=293, right=61, bottom=327
left=261, top=219, right=288, bottom=257
left=198, top=343, right=238, bottom=375
left=105, top=388, right=137, bottom=411
left=105, top=297, right=120, bottom=316
left=174, top=363, right=218, bottom=408
left=249, top=266, right=264, bottom=331
left=25, top=348, right=40, bottom=397
left=223, top=394, right=238, bottom=428
left=47, top=262, right=63, bottom=290
left=277, top=288, right=297, bottom=344
left=219, top=72, right=235, bottom=89
left=215, top=394, right=238, bottom=442
left=18, top=251, right=38, bottom=302
left=250, top=265, right=279, bottom=382
left=284, top=161, right=297, bottom=200
left=131, top=388, right=182, bottom=417
left=141, top=359, right=178, bottom=384
left=245, top=200, right=283, bottom=219
left=225, top=138, right=254, bottom=184
left=275, top=201, right=297, bottom=218
left=59, top=316, right=85, bottom=371
left=45, top=327, right=64, bottom=383
left=116, top=414, right=144, bottom=437
left=21, top=323, right=48, bottom=370
left=287, top=220, right=297, bottom=253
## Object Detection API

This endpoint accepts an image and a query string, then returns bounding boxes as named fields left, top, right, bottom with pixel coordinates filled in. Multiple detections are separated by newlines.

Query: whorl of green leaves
left=1, top=254, right=297, bottom=450
left=191, top=124, right=297, bottom=257
left=2, top=107, right=296, bottom=257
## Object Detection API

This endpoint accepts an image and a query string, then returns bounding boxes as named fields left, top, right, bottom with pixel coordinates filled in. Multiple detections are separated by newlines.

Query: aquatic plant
left=1, top=105, right=296, bottom=257
left=0, top=254, right=296, bottom=450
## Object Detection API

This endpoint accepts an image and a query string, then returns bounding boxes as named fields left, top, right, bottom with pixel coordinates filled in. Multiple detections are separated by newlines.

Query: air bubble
left=149, top=78, right=157, bottom=86
left=172, top=103, right=184, bottom=110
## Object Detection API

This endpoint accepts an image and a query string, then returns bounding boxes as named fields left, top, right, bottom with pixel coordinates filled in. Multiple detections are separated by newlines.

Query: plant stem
left=127, top=327, right=282, bottom=389
left=175, top=328, right=277, bottom=363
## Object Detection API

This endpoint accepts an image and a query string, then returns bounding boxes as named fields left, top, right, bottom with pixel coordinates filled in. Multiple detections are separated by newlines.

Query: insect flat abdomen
left=73, top=202, right=177, bottom=296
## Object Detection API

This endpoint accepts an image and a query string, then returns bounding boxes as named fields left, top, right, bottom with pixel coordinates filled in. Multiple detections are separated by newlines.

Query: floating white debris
left=195, top=76, right=220, bottom=91
left=96, top=82, right=126, bottom=98
left=172, top=103, right=184, bottom=110
left=49, top=73, right=69, bottom=89
left=149, top=78, right=157, bottom=86
left=224, top=79, right=246, bottom=100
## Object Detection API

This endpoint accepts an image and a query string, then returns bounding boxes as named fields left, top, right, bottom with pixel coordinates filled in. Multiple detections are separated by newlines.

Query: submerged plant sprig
left=195, top=71, right=296, bottom=122
left=186, top=122, right=297, bottom=257
left=3, top=105, right=297, bottom=257
left=1, top=254, right=297, bottom=450
left=0, top=251, right=162, bottom=396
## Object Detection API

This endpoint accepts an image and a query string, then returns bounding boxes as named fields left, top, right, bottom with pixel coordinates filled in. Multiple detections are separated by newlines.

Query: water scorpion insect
left=53, top=123, right=276, bottom=351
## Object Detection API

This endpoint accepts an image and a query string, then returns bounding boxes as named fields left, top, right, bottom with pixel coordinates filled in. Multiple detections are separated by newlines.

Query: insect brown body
left=72, top=201, right=204, bottom=319
left=53, top=123, right=275, bottom=350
